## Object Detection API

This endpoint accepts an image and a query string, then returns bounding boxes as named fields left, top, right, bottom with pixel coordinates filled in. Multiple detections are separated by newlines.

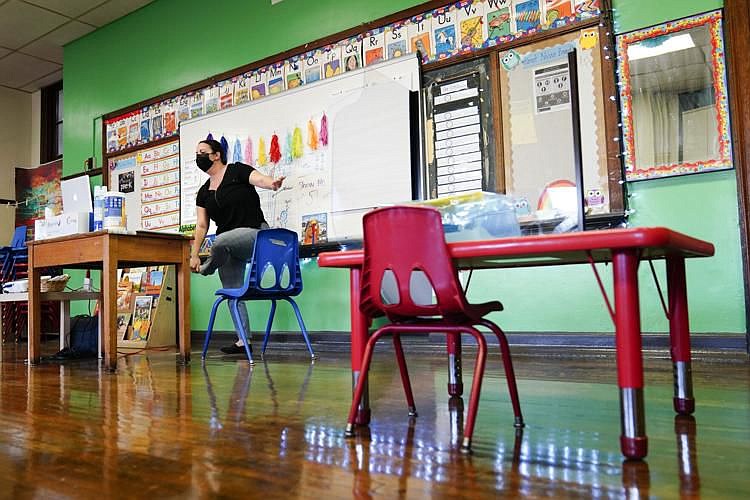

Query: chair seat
left=215, top=287, right=300, bottom=300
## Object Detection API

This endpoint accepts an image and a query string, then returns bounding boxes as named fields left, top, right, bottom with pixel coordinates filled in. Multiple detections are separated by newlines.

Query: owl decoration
left=514, top=197, right=531, bottom=216
left=500, top=50, right=521, bottom=71
left=579, top=29, right=598, bottom=50
left=586, top=189, right=605, bottom=207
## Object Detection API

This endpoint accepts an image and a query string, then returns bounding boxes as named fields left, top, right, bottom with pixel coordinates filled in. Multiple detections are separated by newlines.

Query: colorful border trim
left=105, top=0, right=602, bottom=155
left=616, top=10, right=732, bottom=182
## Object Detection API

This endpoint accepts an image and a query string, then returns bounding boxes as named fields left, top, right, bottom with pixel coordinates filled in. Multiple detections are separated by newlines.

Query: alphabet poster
left=304, top=49, right=324, bottom=83
left=385, top=23, right=408, bottom=59
left=285, top=56, right=304, bottom=89
left=219, top=80, right=234, bottom=109
left=251, top=68, right=268, bottom=100
left=343, top=36, right=362, bottom=72
left=408, top=13, right=433, bottom=62
left=514, top=0, right=542, bottom=32
left=268, top=63, right=285, bottom=95
left=432, top=5, right=459, bottom=60
left=234, top=74, right=251, bottom=105
left=323, top=45, right=342, bottom=78
left=364, top=28, right=385, bottom=66
left=485, top=0, right=515, bottom=42
left=457, top=0, right=486, bottom=51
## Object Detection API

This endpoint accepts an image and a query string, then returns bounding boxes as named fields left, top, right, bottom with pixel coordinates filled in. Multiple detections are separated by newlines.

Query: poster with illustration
left=285, top=57, right=304, bottom=89
left=574, top=0, right=600, bottom=18
left=163, top=101, right=176, bottom=135
left=514, top=0, right=541, bottom=32
left=251, top=68, right=268, bottom=100
left=301, top=213, right=328, bottom=245
left=107, top=127, right=118, bottom=152
left=119, top=171, right=135, bottom=193
left=408, top=13, right=433, bottom=62
left=178, top=97, right=190, bottom=123
left=432, top=6, right=458, bottom=59
left=219, top=80, right=234, bottom=109
left=363, top=28, right=385, bottom=66
left=303, top=49, right=323, bottom=84
left=323, top=45, right=342, bottom=78
left=268, top=63, right=285, bottom=94
left=485, top=0, right=515, bottom=41
left=457, top=0, right=486, bottom=50
left=131, top=295, right=153, bottom=341
left=385, top=23, right=408, bottom=59
left=140, top=108, right=151, bottom=143
left=234, top=74, right=251, bottom=105
left=151, top=106, right=163, bottom=139
left=116, top=119, right=127, bottom=148
left=204, top=85, right=220, bottom=114
left=117, top=312, right=131, bottom=340
left=190, top=91, right=204, bottom=118
left=542, top=0, right=573, bottom=26
left=342, top=36, right=362, bottom=72
left=127, top=114, right=140, bottom=146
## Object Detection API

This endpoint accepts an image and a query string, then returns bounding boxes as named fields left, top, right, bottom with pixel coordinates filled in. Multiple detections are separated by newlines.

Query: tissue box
left=35, top=212, right=91, bottom=240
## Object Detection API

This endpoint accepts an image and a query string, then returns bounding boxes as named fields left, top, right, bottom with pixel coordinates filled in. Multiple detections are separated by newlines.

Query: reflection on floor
left=0, top=342, right=748, bottom=497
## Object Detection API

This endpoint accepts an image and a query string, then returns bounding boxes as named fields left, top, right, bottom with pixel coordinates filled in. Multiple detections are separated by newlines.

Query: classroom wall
left=63, top=0, right=745, bottom=335
left=0, top=86, right=32, bottom=243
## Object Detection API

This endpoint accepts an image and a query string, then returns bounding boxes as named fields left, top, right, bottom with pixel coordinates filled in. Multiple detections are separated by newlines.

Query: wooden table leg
left=350, top=268, right=371, bottom=425
left=177, top=243, right=191, bottom=364
left=612, top=249, right=647, bottom=459
left=102, top=239, right=118, bottom=371
left=667, top=256, right=695, bottom=415
left=28, top=245, right=41, bottom=365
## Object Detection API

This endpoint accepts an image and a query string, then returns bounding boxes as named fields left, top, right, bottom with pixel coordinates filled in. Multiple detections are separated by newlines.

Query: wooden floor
left=0, top=341, right=748, bottom=498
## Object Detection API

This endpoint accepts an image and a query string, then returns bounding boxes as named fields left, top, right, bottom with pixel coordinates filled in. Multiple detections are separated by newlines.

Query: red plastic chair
left=345, top=206, right=524, bottom=452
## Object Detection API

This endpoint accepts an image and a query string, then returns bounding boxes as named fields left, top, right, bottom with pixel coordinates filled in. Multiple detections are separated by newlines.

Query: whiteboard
left=179, top=54, right=422, bottom=241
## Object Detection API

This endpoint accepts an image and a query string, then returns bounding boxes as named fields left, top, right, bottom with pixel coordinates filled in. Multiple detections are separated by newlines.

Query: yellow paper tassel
left=307, top=120, right=319, bottom=151
left=292, top=126, right=304, bottom=159
left=258, top=137, right=268, bottom=166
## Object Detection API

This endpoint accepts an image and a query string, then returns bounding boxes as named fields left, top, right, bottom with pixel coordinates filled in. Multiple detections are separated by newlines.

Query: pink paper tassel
left=319, top=114, right=328, bottom=146
left=244, top=136, right=253, bottom=165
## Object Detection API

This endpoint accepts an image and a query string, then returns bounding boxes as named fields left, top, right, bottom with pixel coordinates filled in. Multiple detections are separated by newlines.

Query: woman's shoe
left=220, top=343, right=252, bottom=355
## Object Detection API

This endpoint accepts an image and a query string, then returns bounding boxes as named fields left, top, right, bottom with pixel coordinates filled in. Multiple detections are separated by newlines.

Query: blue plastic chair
left=0, top=226, right=27, bottom=282
left=201, top=228, right=315, bottom=363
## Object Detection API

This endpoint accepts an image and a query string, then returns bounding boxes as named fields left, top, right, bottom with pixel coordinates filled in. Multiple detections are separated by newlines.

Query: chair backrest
left=360, top=206, right=469, bottom=320
left=244, top=228, right=302, bottom=295
left=10, top=226, right=27, bottom=248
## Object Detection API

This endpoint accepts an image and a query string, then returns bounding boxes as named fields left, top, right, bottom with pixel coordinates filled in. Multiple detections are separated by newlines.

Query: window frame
left=41, top=80, right=63, bottom=163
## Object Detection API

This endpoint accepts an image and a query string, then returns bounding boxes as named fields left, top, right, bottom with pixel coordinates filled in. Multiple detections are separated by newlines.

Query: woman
left=190, top=139, right=285, bottom=355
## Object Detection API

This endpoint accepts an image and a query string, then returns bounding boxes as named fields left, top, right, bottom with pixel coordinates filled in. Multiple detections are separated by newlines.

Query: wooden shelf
left=0, top=291, right=101, bottom=303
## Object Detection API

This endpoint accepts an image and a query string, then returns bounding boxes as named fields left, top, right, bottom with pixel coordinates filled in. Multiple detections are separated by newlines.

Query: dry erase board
left=179, top=55, right=422, bottom=242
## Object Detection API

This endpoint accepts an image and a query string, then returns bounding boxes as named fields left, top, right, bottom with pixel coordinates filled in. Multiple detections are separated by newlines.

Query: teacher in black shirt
left=190, top=138, right=285, bottom=355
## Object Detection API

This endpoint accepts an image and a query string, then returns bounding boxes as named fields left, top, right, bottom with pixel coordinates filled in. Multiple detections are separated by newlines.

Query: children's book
left=117, top=312, right=132, bottom=340
left=131, top=295, right=154, bottom=341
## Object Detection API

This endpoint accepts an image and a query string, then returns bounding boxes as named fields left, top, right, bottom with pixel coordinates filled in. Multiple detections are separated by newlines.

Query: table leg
left=60, top=300, right=70, bottom=351
left=350, top=268, right=371, bottom=425
left=612, top=249, right=647, bottom=459
left=666, top=256, right=695, bottom=415
left=28, top=246, right=41, bottom=365
left=102, top=241, right=118, bottom=372
left=177, top=245, right=191, bottom=364
left=447, top=333, right=463, bottom=396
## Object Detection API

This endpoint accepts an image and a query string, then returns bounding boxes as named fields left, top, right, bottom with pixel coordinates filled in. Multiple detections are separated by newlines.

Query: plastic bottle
left=93, top=186, right=105, bottom=231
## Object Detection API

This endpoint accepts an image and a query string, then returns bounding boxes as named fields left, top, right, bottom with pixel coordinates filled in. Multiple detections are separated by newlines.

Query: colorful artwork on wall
left=15, top=160, right=63, bottom=237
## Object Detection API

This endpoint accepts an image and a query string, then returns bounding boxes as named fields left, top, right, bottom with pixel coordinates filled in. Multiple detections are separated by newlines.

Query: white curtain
left=632, top=91, right=680, bottom=168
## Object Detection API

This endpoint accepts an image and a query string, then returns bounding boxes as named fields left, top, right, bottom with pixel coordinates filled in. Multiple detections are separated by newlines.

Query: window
left=41, top=80, right=63, bottom=163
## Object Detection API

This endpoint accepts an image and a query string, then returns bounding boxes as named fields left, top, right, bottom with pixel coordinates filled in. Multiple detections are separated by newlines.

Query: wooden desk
left=27, top=231, right=192, bottom=371
left=318, top=227, right=715, bottom=459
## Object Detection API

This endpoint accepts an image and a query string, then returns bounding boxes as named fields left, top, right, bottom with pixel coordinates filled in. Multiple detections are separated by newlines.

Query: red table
left=318, top=227, right=714, bottom=459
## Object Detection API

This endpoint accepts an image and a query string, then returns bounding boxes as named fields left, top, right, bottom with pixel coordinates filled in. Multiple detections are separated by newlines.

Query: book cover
left=301, top=213, right=328, bottom=245
left=117, top=312, right=132, bottom=340
left=131, top=295, right=154, bottom=341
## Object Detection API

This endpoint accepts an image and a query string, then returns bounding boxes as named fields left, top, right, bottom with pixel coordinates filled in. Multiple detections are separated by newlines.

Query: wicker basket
left=41, top=274, right=70, bottom=293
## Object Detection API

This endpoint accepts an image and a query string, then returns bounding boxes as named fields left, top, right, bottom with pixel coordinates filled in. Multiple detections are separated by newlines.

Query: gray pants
left=201, top=225, right=269, bottom=342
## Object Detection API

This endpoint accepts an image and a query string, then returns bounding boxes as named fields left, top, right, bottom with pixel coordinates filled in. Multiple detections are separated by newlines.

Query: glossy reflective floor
left=0, top=342, right=748, bottom=498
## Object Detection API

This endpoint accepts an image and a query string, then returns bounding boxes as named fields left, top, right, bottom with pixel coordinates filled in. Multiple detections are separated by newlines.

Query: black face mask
left=196, top=153, right=213, bottom=172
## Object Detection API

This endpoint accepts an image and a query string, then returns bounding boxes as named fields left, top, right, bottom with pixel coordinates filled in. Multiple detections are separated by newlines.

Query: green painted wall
left=64, top=0, right=745, bottom=335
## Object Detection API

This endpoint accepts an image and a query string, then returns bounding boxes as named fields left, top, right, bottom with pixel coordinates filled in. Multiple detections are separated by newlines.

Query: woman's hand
left=271, top=175, right=286, bottom=191
left=190, top=255, right=201, bottom=273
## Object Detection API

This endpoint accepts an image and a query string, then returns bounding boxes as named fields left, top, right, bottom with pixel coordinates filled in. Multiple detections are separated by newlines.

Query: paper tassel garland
left=308, top=120, right=319, bottom=150
left=206, top=132, right=214, bottom=141
left=270, top=133, right=281, bottom=164
left=320, top=114, right=328, bottom=146
left=220, top=136, right=229, bottom=160
left=232, top=138, right=242, bottom=163
left=257, top=137, right=267, bottom=166
left=292, top=126, right=304, bottom=159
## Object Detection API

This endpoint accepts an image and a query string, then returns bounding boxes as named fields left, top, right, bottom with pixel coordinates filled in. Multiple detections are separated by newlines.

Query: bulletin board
left=107, top=140, right=181, bottom=232
left=179, top=55, right=423, bottom=242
